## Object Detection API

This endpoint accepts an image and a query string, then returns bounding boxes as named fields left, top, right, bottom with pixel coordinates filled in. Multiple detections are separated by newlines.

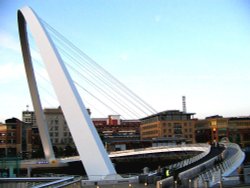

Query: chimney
left=182, top=96, right=187, bottom=113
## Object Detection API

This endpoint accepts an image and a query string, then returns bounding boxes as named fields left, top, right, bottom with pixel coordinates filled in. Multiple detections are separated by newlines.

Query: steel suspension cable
left=41, top=19, right=157, bottom=116
left=48, top=30, right=150, bottom=117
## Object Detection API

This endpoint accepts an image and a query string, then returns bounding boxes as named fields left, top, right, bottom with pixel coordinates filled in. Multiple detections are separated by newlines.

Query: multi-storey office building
left=195, top=119, right=212, bottom=143
left=93, top=115, right=141, bottom=151
left=24, top=107, right=75, bottom=157
left=195, top=115, right=226, bottom=144
left=22, top=110, right=36, bottom=125
left=140, top=110, right=196, bottom=143
left=0, top=118, right=22, bottom=157
left=228, top=117, right=250, bottom=148
left=24, top=108, right=141, bottom=155
left=44, top=107, right=74, bottom=149
left=195, top=116, right=250, bottom=148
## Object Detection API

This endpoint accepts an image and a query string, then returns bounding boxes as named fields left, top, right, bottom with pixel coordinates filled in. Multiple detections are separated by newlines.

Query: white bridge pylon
left=18, top=6, right=118, bottom=180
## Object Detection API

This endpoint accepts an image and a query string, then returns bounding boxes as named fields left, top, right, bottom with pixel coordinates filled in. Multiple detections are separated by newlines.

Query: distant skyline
left=1, top=0, right=250, bottom=122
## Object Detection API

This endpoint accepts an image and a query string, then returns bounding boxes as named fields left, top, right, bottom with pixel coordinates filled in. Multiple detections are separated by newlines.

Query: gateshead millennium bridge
left=0, top=6, right=245, bottom=188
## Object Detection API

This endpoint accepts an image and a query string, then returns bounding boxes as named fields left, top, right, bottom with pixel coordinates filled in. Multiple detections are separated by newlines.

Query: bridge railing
left=109, top=143, right=210, bottom=154
left=0, top=176, right=81, bottom=188
left=147, top=144, right=211, bottom=187
left=58, top=144, right=211, bottom=163
left=193, top=142, right=245, bottom=188
left=159, top=144, right=211, bottom=173
left=109, top=143, right=210, bottom=157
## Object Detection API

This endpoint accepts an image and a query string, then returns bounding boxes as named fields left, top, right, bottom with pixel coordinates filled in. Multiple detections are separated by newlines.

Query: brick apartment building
left=140, top=110, right=196, bottom=144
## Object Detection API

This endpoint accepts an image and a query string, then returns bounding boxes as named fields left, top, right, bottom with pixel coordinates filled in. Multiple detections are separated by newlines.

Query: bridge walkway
left=142, top=145, right=224, bottom=186
left=174, top=145, right=224, bottom=178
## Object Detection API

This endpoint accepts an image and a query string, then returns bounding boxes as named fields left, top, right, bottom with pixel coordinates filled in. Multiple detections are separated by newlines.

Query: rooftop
left=140, top=110, right=195, bottom=120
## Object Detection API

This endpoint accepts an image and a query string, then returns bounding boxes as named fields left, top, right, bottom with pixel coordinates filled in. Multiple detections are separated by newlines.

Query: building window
left=173, top=123, right=182, bottom=134
left=63, top=138, right=67, bottom=143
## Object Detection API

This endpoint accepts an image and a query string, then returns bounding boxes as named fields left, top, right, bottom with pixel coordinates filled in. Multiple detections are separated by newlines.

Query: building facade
left=93, top=115, right=141, bottom=151
left=44, top=107, right=74, bottom=149
left=22, top=110, right=36, bottom=125
left=23, top=108, right=141, bottom=155
left=24, top=107, right=75, bottom=158
left=140, top=110, right=196, bottom=143
left=228, top=117, right=250, bottom=148
left=195, top=116, right=250, bottom=148
left=0, top=118, right=22, bottom=157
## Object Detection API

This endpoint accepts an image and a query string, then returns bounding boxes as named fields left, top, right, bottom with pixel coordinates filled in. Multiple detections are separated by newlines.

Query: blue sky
left=1, top=0, right=250, bottom=122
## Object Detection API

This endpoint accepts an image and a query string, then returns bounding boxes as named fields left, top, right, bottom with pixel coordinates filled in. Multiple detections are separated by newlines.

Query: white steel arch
left=18, top=6, right=118, bottom=180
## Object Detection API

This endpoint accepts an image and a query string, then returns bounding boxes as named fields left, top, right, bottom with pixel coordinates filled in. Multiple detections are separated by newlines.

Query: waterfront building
left=24, top=107, right=75, bottom=158
left=228, top=117, right=250, bottom=148
left=22, top=108, right=141, bottom=155
left=93, top=115, right=141, bottom=151
left=0, top=118, right=22, bottom=157
left=195, top=116, right=250, bottom=148
left=22, top=110, right=36, bottom=125
left=44, top=107, right=74, bottom=149
left=140, top=110, right=196, bottom=143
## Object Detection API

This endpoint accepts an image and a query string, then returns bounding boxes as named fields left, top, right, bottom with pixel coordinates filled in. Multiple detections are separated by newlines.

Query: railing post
left=27, top=167, right=32, bottom=177
left=189, top=179, right=192, bottom=188
left=204, top=180, right=209, bottom=188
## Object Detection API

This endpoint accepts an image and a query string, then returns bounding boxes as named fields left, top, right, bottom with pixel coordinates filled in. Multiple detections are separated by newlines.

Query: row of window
left=0, top=132, right=16, bottom=137
left=0, top=139, right=16, bottom=144
left=162, top=122, right=193, bottom=126
left=51, top=138, right=73, bottom=144
left=49, top=132, right=72, bottom=137
left=141, top=130, right=158, bottom=136
left=159, top=115, right=190, bottom=121
left=49, top=126, right=59, bottom=131
left=141, top=124, right=158, bottom=130
left=162, top=128, right=193, bottom=133
left=48, top=119, right=67, bottom=125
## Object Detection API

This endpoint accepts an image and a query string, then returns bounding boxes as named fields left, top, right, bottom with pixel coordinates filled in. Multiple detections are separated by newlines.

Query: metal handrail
left=0, top=176, right=81, bottom=188
left=193, top=142, right=245, bottom=187
left=32, top=176, right=74, bottom=188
